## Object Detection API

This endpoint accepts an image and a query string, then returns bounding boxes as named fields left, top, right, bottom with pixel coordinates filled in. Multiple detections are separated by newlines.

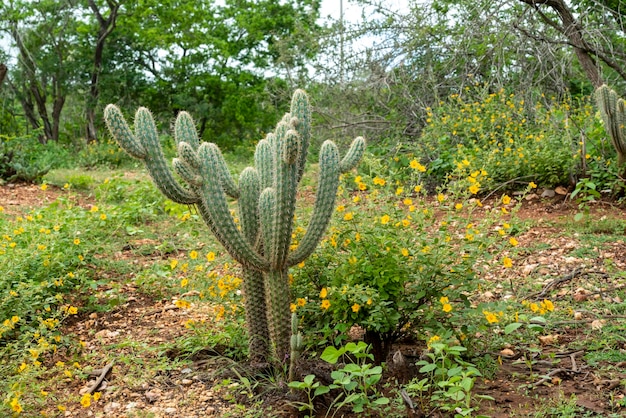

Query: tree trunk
left=85, top=0, right=120, bottom=143
left=519, top=0, right=603, bottom=88
left=0, top=64, right=7, bottom=90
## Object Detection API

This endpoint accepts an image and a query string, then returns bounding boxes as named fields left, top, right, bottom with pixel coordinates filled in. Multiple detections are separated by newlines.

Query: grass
left=2, top=162, right=626, bottom=417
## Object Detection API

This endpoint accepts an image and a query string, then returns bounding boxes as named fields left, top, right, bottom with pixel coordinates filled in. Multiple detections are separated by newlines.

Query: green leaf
left=419, top=363, right=438, bottom=373
left=314, top=385, right=330, bottom=396
left=504, top=322, right=523, bottom=334
left=321, top=346, right=344, bottom=364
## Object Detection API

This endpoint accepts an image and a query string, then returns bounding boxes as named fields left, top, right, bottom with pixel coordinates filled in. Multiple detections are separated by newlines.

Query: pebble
left=104, top=402, right=121, bottom=413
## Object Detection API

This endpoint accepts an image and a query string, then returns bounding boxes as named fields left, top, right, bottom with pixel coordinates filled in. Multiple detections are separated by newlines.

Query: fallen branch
left=86, top=362, right=114, bottom=394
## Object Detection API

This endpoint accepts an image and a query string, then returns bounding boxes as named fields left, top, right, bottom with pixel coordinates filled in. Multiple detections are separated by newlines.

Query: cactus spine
left=104, top=90, right=365, bottom=364
left=595, top=84, right=626, bottom=174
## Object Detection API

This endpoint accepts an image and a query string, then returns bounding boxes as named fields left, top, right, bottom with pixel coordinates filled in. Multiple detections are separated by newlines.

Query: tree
left=85, top=0, right=121, bottom=143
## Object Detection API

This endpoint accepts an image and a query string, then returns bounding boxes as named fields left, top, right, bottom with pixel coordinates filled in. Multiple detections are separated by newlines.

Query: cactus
left=595, top=85, right=626, bottom=174
left=104, top=90, right=365, bottom=364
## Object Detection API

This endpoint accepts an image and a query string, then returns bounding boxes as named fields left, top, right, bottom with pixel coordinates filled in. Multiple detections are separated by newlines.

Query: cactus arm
left=174, top=111, right=200, bottom=149
left=339, top=136, right=367, bottom=173
left=239, top=167, right=261, bottom=248
left=259, top=187, right=277, bottom=260
left=255, top=138, right=275, bottom=190
left=290, top=89, right=311, bottom=183
left=211, top=144, right=240, bottom=199
left=596, top=85, right=626, bottom=168
left=104, top=104, right=146, bottom=158
left=287, top=140, right=340, bottom=267
left=104, top=105, right=198, bottom=204
left=195, top=143, right=268, bottom=270
left=272, top=128, right=299, bottom=269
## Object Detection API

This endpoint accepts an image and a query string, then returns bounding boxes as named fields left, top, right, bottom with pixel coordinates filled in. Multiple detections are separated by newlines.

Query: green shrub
left=0, top=134, right=68, bottom=183
left=291, top=164, right=524, bottom=364
left=415, top=87, right=600, bottom=191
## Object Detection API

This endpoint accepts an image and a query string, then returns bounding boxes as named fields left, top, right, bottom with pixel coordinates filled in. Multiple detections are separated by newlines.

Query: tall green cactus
left=595, top=84, right=626, bottom=175
left=104, top=90, right=365, bottom=364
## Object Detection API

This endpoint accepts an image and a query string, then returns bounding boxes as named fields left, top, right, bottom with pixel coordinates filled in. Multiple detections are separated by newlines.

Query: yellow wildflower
left=380, top=215, right=390, bottom=225
left=10, top=398, right=22, bottom=413
left=343, top=212, right=354, bottom=221
left=206, top=252, right=215, bottom=262
left=321, top=299, right=331, bottom=310
left=509, top=237, right=519, bottom=246
left=483, top=310, right=499, bottom=324
left=351, top=303, right=361, bottom=313
left=80, top=393, right=91, bottom=408
left=502, top=195, right=511, bottom=205
left=319, top=288, right=328, bottom=298
left=503, top=257, right=513, bottom=268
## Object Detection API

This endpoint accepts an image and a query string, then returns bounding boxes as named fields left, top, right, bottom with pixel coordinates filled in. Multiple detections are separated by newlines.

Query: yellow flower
left=440, top=296, right=449, bottom=304
left=290, top=303, right=297, bottom=313
left=410, top=160, right=427, bottom=172
left=63, top=183, right=70, bottom=189
left=170, top=259, right=179, bottom=269
left=0, top=206, right=4, bottom=212
left=395, top=187, right=403, bottom=196
left=10, top=397, right=22, bottom=413
left=68, top=306, right=78, bottom=315
left=297, top=298, right=306, bottom=307
left=437, top=193, right=446, bottom=203
left=366, top=298, right=372, bottom=305
left=380, top=215, right=390, bottom=225
left=336, top=205, right=345, bottom=212
left=93, top=392, right=101, bottom=402
left=11, top=315, right=19, bottom=323
left=509, top=237, right=519, bottom=246
left=352, top=195, right=361, bottom=203
left=455, top=203, right=463, bottom=210
left=351, top=303, right=361, bottom=313
left=189, top=250, right=198, bottom=260
left=343, top=212, right=354, bottom=221
left=529, top=302, right=539, bottom=313
left=442, top=303, right=453, bottom=313
left=206, top=252, right=215, bottom=262
left=64, top=370, right=72, bottom=378
left=529, top=181, right=537, bottom=189
left=401, top=219, right=411, bottom=227
left=469, top=185, right=479, bottom=195
left=319, top=288, right=328, bottom=298
left=321, top=299, right=331, bottom=310
left=175, top=299, right=190, bottom=309
left=502, top=195, right=511, bottom=205
left=73, top=238, right=80, bottom=245
left=41, top=184, right=48, bottom=191
left=427, top=335, right=441, bottom=349
left=401, top=248, right=409, bottom=257
left=58, top=405, right=66, bottom=412
left=358, top=182, right=367, bottom=191
left=90, top=206, right=99, bottom=213
left=373, top=177, right=386, bottom=186
left=80, top=393, right=91, bottom=408
left=403, top=198, right=413, bottom=205
left=414, top=185, right=422, bottom=193
left=503, top=257, right=513, bottom=268
left=483, top=310, right=499, bottom=324
left=541, top=299, right=555, bottom=312
left=180, top=278, right=189, bottom=288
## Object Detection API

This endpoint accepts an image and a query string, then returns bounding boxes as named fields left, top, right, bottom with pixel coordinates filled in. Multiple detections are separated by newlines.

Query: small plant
left=409, top=335, right=491, bottom=417
left=288, top=341, right=389, bottom=417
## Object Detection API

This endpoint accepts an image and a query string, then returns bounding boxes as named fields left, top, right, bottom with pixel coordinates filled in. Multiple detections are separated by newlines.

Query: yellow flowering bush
left=292, top=168, right=520, bottom=363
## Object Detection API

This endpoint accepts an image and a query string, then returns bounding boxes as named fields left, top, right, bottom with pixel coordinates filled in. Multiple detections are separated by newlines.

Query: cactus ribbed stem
left=595, top=85, right=626, bottom=174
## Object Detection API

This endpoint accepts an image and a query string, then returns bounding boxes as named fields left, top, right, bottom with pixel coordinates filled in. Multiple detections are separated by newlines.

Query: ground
left=3, top=182, right=626, bottom=417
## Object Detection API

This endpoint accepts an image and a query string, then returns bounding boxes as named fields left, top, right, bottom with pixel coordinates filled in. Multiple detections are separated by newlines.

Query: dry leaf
left=590, top=319, right=606, bottom=330
left=538, top=334, right=559, bottom=345
left=500, top=348, right=515, bottom=357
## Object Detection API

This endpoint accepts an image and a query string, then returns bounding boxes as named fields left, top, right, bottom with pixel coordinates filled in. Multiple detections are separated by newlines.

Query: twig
left=530, top=268, right=583, bottom=299
left=87, top=362, right=114, bottom=394
left=527, top=368, right=569, bottom=388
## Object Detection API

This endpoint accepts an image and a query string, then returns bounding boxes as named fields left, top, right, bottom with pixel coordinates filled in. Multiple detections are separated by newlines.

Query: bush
left=291, top=165, right=525, bottom=364
left=0, top=134, right=72, bottom=183
left=414, top=87, right=600, bottom=191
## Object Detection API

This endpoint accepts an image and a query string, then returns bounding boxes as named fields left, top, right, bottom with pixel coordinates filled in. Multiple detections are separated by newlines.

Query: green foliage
left=292, top=168, right=520, bottom=363
left=416, top=87, right=598, bottom=190
left=409, top=335, right=490, bottom=417
left=288, top=342, right=389, bottom=416
left=0, top=134, right=71, bottom=183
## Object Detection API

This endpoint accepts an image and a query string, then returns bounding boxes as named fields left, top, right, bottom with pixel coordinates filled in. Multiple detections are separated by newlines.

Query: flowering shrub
left=415, top=87, right=604, bottom=191
left=291, top=166, right=526, bottom=363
